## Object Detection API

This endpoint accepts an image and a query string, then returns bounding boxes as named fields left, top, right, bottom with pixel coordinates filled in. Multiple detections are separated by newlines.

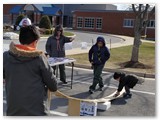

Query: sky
left=114, top=4, right=130, bottom=10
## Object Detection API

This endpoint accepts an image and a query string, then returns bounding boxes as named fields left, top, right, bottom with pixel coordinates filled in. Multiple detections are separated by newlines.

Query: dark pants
left=89, top=64, right=104, bottom=90
left=53, top=64, right=66, bottom=82
left=125, top=86, right=130, bottom=94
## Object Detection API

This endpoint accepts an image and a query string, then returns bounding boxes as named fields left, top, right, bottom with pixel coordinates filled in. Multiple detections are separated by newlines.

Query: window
left=96, top=18, right=102, bottom=29
left=123, top=19, right=134, bottom=27
left=68, top=16, right=73, bottom=26
left=147, top=20, right=155, bottom=28
left=84, top=17, right=94, bottom=29
left=77, top=17, right=83, bottom=28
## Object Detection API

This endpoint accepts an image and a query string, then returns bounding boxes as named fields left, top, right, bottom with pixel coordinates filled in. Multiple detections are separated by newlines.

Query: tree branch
left=132, top=4, right=138, bottom=15
left=142, top=6, right=155, bottom=31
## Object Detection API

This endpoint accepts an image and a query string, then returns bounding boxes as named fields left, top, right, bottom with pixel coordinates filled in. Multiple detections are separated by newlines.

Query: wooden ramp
left=47, top=88, right=125, bottom=116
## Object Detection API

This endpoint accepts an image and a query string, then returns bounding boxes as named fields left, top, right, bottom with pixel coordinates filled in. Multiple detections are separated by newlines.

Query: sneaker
left=89, top=89, right=94, bottom=94
left=62, top=81, right=68, bottom=84
left=123, top=93, right=132, bottom=99
left=98, top=87, right=103, bottom=91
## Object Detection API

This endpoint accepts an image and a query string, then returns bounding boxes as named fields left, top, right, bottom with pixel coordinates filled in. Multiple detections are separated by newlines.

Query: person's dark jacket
left=3, top=42, right=57, bottom=116
left=89, top=38, right=110, bottom=65
left=45, top=35, right=71, bottom=57
left=117, top=73, right=139, bottom=92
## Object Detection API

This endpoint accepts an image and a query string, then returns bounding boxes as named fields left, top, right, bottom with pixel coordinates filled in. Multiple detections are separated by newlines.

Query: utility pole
left=144, top=10, right=148, bottom=39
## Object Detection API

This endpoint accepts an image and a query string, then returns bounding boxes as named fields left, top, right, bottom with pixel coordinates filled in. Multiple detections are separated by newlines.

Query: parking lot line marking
left=66, top=66, right=155, bottom=80
left=66, top=66, right=109, bottom=73
left=73, top=80, right=155, bottom=96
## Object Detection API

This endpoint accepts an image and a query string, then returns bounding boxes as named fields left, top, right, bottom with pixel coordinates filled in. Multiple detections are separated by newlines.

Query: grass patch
left=39, top=31, right=74, bottom=37
left=67, top=42, right=155, bottom=74
left=12, top=31, right=74, bottom=37
left=63, top=31, right=74, bottom=36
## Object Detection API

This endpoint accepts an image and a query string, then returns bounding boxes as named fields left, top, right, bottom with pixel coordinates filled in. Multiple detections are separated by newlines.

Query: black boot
left=123, top=93, right=132, bottom=99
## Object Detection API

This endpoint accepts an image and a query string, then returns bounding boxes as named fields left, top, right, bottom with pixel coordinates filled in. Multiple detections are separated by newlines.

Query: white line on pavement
left=66, top=66, right=155, bottom=81
left=66, top=66, right=109, bottom=73
left=73, top=80, right=155, bottom=96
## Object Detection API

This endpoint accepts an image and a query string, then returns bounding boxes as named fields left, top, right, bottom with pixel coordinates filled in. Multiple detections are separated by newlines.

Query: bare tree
left=130, top=4, right=155, bottom=63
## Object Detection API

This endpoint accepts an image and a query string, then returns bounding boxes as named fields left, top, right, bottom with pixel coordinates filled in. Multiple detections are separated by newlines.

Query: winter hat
left=97, top=36, right=105, bottom=42
left=113, top=72, right=121, bottom=79
left=19, top=17, right=32, bottom=27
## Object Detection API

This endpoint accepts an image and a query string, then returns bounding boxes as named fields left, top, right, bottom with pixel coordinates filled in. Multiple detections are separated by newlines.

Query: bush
left=39, top=15, right=51, bottom=29
left=45, top=29, right=51, bottom=35
left=15, top=14, right=25, bottom=25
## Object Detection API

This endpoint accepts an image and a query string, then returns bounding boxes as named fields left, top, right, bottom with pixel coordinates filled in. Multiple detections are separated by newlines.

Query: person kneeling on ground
left=113, top=72, right=145, bottom=99
left=88, top=36, right=110, bottom=94
left=3, top=26, right=57, bottom=116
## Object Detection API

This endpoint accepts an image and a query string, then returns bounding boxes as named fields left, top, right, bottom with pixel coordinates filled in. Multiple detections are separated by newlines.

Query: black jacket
left=117, top=73, right=139, bottom=92
left=3, top=42, right=57, bottom=116
left=45, top=35, right=71, bottom=57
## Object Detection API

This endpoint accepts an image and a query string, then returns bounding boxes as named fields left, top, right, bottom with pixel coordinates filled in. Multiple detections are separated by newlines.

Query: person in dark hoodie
left=88, top=36, right=110, bottom=94
left=46, top=25, right=75, bottom=84
left=113, top=72, right=145, bottom=98
left=3, top=26, right=57, bottom=116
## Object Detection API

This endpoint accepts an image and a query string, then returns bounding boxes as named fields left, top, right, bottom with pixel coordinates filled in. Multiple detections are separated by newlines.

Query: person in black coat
left=113, top=72, right=145, bottom=98
left=46, top=25, right=75, bottom=84
left=88, top=36, right=110, bottom=94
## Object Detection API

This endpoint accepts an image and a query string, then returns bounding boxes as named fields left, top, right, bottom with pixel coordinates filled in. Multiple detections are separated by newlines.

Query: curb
left=40, top=34, right=76, bottom=39
left=66, top=63, right=155, bottom=78
left=65, top=29, right=126, bottom=41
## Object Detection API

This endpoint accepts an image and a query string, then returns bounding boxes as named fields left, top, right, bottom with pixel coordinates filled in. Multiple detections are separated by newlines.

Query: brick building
left=72, top=10, right=155, bottom=39
left=3, top=4, right=62, bottom=26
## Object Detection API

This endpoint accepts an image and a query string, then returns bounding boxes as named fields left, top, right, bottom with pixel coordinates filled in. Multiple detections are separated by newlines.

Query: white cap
left=19, top=18, right=32, bottom=26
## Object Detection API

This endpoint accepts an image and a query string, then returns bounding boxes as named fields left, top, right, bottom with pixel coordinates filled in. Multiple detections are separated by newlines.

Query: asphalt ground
left=3, top=67, right=155, bottom=116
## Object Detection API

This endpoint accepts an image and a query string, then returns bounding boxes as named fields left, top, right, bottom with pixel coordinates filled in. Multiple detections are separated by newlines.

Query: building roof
left=10, top=5, right=23, bottom=14
left=34, top=4, right=54, bottom=12
left=9, top=4, right=61, bottom=16
left=42, top=7, right=61, bottom=16
left=72, top=9, right=135, bottom=13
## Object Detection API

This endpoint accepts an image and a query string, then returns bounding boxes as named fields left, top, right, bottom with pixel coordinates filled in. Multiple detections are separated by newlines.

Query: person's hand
left=70, top=35, right=76, bottom=42
left=90, top=62, right=94, bottom=69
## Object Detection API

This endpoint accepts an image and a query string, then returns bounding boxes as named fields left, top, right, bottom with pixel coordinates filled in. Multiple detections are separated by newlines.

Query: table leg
left=56, top=65, right=58, bottom=78
left=47, top=90, right=51, bottom=115
left=71, top=62, right=74, bottom=89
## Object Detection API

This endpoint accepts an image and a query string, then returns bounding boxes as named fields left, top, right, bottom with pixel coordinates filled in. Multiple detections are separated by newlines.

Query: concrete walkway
left=66, top=31, right=154, bottom=55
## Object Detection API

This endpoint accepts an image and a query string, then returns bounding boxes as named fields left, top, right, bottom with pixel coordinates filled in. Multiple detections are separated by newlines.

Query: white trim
left=84, top=17, right=95, bottom=29
left=147, top=19, right=155, bottom=28
left=123, top=19, right=134, bottom=28
left=96, top=17, right=102, bottom=29
left=77, top=17, right=83, bottom=28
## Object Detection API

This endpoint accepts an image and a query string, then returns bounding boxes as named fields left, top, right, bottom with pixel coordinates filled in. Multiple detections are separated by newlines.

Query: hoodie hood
left=96, top=36, right=106, bottom=46
left=6, top=42, right=43, bottom=63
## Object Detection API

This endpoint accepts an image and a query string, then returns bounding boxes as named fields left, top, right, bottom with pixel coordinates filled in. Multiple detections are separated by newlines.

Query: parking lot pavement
left=3, top=67, right=155, bottom=116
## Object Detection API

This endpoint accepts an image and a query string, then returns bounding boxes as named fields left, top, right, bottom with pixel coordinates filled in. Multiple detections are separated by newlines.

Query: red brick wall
left=73, top=11, right=155, bottom=39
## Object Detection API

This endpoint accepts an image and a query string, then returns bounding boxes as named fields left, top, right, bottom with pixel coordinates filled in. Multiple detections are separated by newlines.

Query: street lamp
left=62, top=4, right=64, bottom=27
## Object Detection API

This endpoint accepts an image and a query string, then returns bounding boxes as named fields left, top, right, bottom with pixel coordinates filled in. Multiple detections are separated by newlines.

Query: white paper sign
left=80, top=101, right=97, bottom=116
left=81, top=42, right=88, bottom=50
left=65, top=42, right=73, bottom=50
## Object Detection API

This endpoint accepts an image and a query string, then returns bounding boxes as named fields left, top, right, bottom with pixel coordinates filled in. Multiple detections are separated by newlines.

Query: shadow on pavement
left=111, top=97, right=127, bottom=105
left=71, top=91, right=91, bottom=99
left=50, top=97, right=68, bottom=110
